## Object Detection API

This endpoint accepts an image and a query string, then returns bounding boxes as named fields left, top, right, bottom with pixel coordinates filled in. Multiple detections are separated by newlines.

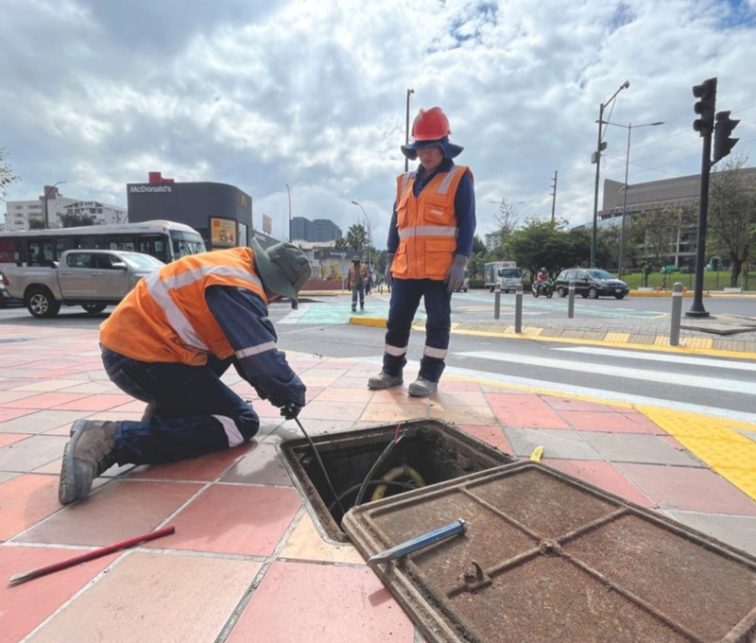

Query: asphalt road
left=2, top=293, right=754, bottom=423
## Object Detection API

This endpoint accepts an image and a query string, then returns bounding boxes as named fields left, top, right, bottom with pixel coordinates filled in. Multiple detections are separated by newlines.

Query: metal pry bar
left=368, top=518, right=466, bottom=568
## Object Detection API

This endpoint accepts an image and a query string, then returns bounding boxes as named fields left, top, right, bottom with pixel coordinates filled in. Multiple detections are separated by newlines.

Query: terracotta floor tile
left=0, top=434, right=67, bottom=472
left=0, top=390, right=37, bottom=404
left=18, top=480, right=202, bottom=546
left=0, top=432, right=29, bottom=448
left=52, top=393, right=133, bottom=411
left=0, top=407, right=35, bottom=423
left=436, top=379, right=483, bottom=391
left=228, top=561, right=415, bottom=642
left=13, top=378, right=90, bottom=392
left=486, top=393, right=570, bottom=429
left=2, top=391, right=90, bottom=409
left=57, top=381, right=121, bottom=394
left=0, top=546, right=119, bottom=643
left=557, top=410, right=663, bottom=433
left=541, top=395, right=627, bottom=412
left=616, top=462, right=756, bottom=515
left=458, top=424, right=514, bottom=455
left=544, top=459, right=655, bottom=507
left=128, top=443, right=253, bottom=482
left=429, top=404, right=496, bottom=425
left=314, top=386, right=375, bottom=402
left=0, top=474, right=62, bottom=540
left=27, top=552, right=260, bottom=643
left=106, top=399, right=148, bottom=413
left=279, top=511, right=364, bottom=564
left=432, top=390, right=488, bottom=406
left=300, top=400, right=367, bottom=421
left=221, top=441, right=293, bottom=486
left=149, top=484, right=301, bottom=556
left=361, top=402, right=428, bottom=423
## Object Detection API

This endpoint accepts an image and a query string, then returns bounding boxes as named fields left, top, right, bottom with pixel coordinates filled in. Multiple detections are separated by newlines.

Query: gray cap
left=251, top=238, right=311, bottom=309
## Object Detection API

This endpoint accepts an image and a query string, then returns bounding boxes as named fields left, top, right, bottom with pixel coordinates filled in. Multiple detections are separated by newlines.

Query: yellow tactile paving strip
left=638, top=406, right=756, bottom=501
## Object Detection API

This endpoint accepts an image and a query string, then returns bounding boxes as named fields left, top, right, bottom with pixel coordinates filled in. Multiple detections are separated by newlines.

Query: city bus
left=0, top=220, right=206, bottom=267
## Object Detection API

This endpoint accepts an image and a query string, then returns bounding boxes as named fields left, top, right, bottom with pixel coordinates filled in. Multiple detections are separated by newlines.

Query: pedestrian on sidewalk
left=368, top=106, right=476, bottom=397
left=58, top=240, right=311, bottom=505
left=347, top=255, right=367, bottom=312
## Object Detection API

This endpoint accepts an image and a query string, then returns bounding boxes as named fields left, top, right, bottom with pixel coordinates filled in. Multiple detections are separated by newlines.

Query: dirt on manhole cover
left=343, top=462, right=756, bottom=642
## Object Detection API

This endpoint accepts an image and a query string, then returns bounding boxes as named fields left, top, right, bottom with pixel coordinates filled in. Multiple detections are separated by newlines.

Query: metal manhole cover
left=343, top=462, right=756, bottom=642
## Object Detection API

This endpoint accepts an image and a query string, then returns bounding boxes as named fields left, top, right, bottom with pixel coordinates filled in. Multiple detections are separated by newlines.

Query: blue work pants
left=382, top=278, right=451, bottom=382
left=101, top=347, right=259, bottom=465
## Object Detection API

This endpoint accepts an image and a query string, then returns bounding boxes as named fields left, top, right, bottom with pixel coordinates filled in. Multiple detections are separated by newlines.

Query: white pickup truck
left=1, top=249, right=164, bottom=318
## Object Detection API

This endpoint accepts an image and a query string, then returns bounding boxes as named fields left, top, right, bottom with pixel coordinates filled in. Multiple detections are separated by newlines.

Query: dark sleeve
left=205, top=286, right=306, bottom=407
left=386, top=202, right=400, bottom=254
left=454, top=171, right=476, bottom=257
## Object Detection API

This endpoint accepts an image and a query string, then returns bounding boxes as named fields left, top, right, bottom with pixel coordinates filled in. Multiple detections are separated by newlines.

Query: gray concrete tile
left=0, top=410, right=85, bottom=434
left=503, top=427, right=601, bottom=460
left=579, top=432, right=703, bottom=466
left=665, top=510, right=756, bottom=557
left=0, top=434, right=67, bottom=472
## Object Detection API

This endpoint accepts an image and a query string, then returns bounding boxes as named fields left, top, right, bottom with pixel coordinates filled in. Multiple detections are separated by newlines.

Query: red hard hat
left=411, top=107, right=451, bottom=141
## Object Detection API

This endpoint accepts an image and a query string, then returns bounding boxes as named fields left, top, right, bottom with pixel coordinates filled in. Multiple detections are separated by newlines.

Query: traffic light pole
left=686, top=128, right=712, bottom=318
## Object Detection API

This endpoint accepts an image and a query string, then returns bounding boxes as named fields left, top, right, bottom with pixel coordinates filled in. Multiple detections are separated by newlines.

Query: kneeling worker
left=58, top=240, right=311, bottom=504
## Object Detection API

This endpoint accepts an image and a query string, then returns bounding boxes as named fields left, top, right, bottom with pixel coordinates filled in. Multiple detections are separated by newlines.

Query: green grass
left=621, top=270, right=754, bottom=291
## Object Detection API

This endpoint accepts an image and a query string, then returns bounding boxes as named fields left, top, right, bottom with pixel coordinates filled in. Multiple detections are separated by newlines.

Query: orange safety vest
left=391, top=165, right=470, bottom=280
left=100, top=247, right=266, bottom=366
left=347, top=263, right=368, bottom=288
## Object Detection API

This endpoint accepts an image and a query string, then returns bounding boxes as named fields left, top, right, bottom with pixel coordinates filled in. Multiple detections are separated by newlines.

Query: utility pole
left=405, top=88, right=414, bottom=172
left=285, top=183, right=292, bottom=242
left=550, top=170, right=558, bottom=223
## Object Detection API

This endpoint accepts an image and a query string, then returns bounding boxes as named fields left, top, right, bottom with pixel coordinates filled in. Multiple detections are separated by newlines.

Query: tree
left=507, top=220, right=574, bottom=275
left=1, top=147, right=20, bottom=200
left=633, top=207, right=681, bottom=268
left=345, top=223, right=367, bottom=256
left=334, top=234, right=349, bottom=251
left=494, top=198, right=519, bottom=250
left=709, top=157, right=756, bottom=287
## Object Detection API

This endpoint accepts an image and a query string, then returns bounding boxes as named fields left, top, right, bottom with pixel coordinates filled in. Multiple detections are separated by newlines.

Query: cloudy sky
left=2, top=0, right=755, bottom=248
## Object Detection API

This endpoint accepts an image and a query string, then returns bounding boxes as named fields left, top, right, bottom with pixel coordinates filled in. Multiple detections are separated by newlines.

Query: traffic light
left=692, top=77, right=717, bottom=135
left=713, top=110, right=739, bottom=164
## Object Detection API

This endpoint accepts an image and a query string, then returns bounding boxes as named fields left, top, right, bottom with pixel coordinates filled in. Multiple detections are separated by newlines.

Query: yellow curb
left=350, top=316, right=386, bottom=328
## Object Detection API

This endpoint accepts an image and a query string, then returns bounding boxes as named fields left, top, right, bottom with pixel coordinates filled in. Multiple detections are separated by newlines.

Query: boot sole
left=367, top=379, right=403, bottom=391
left=58, top=420, right=89, bottom=505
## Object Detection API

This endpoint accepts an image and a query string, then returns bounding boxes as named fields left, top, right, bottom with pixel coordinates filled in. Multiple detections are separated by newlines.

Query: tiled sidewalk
left=1, top=324, right=755, bottom=642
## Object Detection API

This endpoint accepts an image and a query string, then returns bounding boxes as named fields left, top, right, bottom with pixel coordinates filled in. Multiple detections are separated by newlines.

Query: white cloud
left=2, top=0, right=755, bottom=245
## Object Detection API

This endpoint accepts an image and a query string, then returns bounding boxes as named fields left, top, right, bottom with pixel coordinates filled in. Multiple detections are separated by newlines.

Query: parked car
left=3, top=249, right=164, bottom=318
left=555, top=268, right=629, bottom=300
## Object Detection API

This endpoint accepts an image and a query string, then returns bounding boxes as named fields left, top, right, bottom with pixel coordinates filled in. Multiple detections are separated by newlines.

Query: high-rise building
left=290, top=216, right=341, bottom=242
left=3, top=187, right=125, bottom=230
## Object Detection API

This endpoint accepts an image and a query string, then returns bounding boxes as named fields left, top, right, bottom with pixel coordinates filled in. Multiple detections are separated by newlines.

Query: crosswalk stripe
left=554, top=346, right=756, bottom=372
left=456, top=350, right=755, bottom=395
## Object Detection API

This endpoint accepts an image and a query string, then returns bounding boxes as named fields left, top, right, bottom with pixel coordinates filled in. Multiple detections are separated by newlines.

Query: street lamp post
left=285, top=183, right=292, bottom=242
left=591, top=81, right=629, bottom=267
left=350, top=200, right=371, bottom=268
left=43, top=181, right=66, bottom=229
left=601, top=120, right=664, bottom=276
left=405, top=88, right=414, bottom=172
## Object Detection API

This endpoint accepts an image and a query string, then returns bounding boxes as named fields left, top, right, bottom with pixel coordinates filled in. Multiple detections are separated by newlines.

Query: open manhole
left=278, top=419, right=515, bottom=542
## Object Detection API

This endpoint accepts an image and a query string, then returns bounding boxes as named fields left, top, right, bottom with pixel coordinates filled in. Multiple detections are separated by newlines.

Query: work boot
left=360, top=302, right=364, bottom=311
left=408, top=378, right=438, bottom=397
left=351, top=304, right=357, bottom=312
left=59, top=419, right=117, bottom=505
left=367, top=371, right=403, bottom=390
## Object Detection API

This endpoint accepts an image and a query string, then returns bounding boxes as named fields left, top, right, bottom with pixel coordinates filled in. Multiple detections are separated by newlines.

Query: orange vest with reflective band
left=391, top=165, right=470, bottom=280
left=100, top=247, right=266, bottom=366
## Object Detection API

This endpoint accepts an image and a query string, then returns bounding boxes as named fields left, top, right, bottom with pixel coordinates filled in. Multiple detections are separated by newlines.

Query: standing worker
left=368, top=106, right=476, bottom=397
left=347, top=255, right=368, bottom=312
left=58, top=240, right=311, bottom=505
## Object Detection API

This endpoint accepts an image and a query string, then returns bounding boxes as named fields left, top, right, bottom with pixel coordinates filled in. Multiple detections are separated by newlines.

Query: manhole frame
left=277, top=418, right=515, bottom=543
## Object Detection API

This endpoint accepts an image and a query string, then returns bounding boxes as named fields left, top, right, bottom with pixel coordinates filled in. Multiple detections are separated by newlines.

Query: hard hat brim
left=401, top=138, right=463, bottom=160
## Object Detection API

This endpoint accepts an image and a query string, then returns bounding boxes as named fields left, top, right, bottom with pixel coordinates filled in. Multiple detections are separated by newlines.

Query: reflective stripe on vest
left=144, top=265, right=263, bottom=351
left=236, top=340, right=277, bottom=359
left=398, top=225, right=458, bottom=239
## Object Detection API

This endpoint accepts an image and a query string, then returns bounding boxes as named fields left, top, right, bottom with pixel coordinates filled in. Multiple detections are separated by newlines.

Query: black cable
left=328, top=479, right=419, bottom=513
left=354, top=433, right=405, bottom=506
left=292, top=417, right=346, bottom=516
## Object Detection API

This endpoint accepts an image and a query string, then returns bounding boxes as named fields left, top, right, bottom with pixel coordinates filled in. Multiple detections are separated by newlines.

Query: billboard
left=210, top=217, right=237, bottom=248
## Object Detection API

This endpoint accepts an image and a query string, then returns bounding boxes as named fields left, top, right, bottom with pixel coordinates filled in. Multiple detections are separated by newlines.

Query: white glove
left=446, top=255, right=467, bottom=292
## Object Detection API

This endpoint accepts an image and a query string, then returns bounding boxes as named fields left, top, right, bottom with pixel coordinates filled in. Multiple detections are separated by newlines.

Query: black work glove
left=383, top=253, right=394, bottom=287
left=280, top=403, right=302, bottom=420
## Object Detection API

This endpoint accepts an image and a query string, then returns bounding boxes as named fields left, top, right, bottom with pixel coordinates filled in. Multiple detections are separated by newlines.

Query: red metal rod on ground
left=8, top=525, right=175, bottom=587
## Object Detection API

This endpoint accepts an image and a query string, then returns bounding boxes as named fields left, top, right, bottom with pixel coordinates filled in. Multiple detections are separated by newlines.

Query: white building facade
left=3, top=187, right=126, bottom=231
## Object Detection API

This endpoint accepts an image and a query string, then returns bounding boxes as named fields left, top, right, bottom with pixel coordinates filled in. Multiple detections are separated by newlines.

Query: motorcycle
left=532, top=278, right=554, bottom=298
